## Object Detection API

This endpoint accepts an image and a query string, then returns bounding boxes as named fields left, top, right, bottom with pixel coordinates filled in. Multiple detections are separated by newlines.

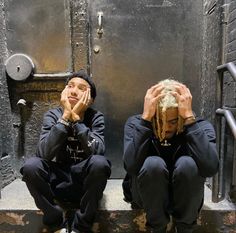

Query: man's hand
left=142, top=84, right=164, bottom=122
left=60, top=85, right=72, bottom=121
left=71, top=88, right=92, bottom=122
left=171, top=83, right=194, bottom=119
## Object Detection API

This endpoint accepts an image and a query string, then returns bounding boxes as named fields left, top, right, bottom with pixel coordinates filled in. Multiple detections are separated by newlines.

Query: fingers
left=61, top=85, right=68, bottom=98
left=84, top=88, right=91, bottom=106
left=73, top=88, right=91, bottom=111
left=174, top=83, right=192, bottom=96
left=148, top=83, right=164, bottom=96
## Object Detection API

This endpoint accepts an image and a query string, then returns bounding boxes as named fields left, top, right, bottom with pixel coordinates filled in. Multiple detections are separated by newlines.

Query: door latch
left=97, top=11, right=103, bottom=35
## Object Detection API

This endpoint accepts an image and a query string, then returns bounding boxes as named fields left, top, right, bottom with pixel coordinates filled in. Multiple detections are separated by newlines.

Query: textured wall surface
left=0, top=0, right=16, bottom=188
left=70, top=0, right=89, bottom=71
left=223, top=0, right=236, bottom=202
left=225, top=0, right=236, bottom=106
left=201, top=0, right=222, bottom=122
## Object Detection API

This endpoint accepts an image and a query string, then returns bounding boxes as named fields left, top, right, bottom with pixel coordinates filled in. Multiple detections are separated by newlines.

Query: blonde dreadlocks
left=152, top=79, right=184, bottom=141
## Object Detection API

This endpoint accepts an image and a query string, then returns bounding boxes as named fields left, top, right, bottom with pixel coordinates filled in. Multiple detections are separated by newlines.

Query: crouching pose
left=123, top=79, right=219, bottom=233
left=21, top=70, right=111, bottom=233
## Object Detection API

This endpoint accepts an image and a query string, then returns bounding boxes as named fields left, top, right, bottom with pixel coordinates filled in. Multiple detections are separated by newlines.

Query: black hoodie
left=123, top=114, right=219, bottom=178
left=36, top=107, right=105, bottom=164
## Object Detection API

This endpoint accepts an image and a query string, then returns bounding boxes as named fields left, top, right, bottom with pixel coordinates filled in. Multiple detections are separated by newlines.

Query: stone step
left=0, top=179, right=235, bottom=233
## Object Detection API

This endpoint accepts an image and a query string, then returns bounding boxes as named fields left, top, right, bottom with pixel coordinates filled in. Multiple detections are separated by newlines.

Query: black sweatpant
left=21, top=155, right=111, bottom=232
left=136, top=156, right=205, bottom=232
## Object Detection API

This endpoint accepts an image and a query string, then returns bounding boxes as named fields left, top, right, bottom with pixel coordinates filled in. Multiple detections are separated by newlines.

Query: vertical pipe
left=212, top=0, right=228, bottom=203
left=233, top=140, right=236, bottom=186
left=212, top=69, right=223, bottom=202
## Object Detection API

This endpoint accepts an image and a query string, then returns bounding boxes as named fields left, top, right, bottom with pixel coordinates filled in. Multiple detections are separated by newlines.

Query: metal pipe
left=218, top=118, right=226, bottom=200
left=33, top=72, right=72, bottom=79
left=233, top=141, right=236, bottom=186
left=212, top=70, right=224, bottom=202
left=212, top=112, right=221, bottom=202
left=217, top=62, right=236, bottom=81
left=216, top=108, right=236, bottom=139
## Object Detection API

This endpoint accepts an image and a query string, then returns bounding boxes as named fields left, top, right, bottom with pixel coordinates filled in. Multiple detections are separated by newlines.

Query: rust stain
left=133, top=212, right=147, bottom=232
left=119, top=223, right=130, bottom=230
left=92, top=222, right=100, bottom=232
left=0, top=212, right=26, bottom=226
left=109, top=212, right=119, bottom=220
left=36, top=210, right=44, bottom=216
left=223, top=212, right=236, bottom=225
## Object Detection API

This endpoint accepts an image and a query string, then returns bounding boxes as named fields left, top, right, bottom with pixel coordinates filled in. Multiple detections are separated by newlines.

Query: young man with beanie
left=21, top=70, right=111, bottom=233
left=123, top=79, right=219, bottom=233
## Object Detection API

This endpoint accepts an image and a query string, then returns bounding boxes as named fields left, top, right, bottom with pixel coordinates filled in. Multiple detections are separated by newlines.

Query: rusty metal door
left=88, top=0, right=203, bottom=177
left=4, top=0, right=72, bottom=175
left=4, top=0, right=203, bottom=179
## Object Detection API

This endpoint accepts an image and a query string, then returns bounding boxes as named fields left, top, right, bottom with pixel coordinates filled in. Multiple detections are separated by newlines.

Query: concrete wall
left=201, top=0, right=222, bottom=122
left=0, top=0, right=16, bottom=189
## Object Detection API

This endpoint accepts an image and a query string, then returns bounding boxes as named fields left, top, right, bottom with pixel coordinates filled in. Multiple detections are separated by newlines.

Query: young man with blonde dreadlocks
left=122, top=79, right=219, bottom=233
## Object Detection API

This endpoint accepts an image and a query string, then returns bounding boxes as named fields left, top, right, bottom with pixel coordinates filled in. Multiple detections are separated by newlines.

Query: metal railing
left=212, top=62, right=236, bottom=202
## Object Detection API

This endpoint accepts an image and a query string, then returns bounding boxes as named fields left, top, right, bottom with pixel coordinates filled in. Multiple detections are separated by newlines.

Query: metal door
left=3, top=0, right=203, bottom=179
left=4, top=0, right=72, bottom=174
left=88, top=0, right=203, bottom=177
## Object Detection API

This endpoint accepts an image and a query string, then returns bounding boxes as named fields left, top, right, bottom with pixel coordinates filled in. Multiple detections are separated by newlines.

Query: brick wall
left=224, top=0, right=236, bottom=201
left=225, top=0, right=236, bottom=107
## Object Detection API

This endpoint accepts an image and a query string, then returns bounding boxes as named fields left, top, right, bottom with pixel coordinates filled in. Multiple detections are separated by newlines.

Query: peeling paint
left=223, top=211, right=236, bottom=225
left=0, top=212, right=26, bottom=226
left=92, top=222, right=100, bottom=232
left=109, top=212, right=119, bottom=220
left=133, top=212, right=146, bottom=232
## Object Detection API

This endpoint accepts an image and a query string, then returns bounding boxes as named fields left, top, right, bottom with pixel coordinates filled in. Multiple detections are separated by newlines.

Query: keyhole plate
left=5, top=53, right=35, bottom=81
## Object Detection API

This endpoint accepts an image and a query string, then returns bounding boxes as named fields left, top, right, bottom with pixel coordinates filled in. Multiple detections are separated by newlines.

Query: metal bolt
left=93, top=45, right=100, bottom=54
left=17, top=99, right=27, bottom=106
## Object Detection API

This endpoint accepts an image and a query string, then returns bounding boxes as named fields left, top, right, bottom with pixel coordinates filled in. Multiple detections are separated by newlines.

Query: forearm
left=37, top=123, right=68, bottom=160
left=185, top=122, right=219, bottom=177
left=73, top=122, right=105, bottom=156
left=123, top=118, right=153, bottom=175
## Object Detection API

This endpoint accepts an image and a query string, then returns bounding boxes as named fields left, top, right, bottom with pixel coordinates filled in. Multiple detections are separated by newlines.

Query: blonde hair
left=152, top=79, right=184, bottom=141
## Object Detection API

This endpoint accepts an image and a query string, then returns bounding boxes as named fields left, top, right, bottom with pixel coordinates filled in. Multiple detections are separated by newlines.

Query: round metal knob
left=5, top=53, right=35, bottom=81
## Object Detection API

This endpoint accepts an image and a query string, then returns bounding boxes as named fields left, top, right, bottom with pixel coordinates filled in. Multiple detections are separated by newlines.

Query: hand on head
left=171, top=83, right=194, bottom=119
left=142, top=80, right=194, bottom=122
left=142, top=83, right=165, bottom=122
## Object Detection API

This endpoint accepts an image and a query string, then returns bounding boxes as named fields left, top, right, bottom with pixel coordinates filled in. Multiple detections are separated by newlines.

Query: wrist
left=57, top=118, right=70, bottom=127
left=71, top=111, right=82, bottom=122
left=142, top=113, right=152, bottom=122
left=183, top=115, right=196, bottom=126
left=62, top=111, right=71, bottom=121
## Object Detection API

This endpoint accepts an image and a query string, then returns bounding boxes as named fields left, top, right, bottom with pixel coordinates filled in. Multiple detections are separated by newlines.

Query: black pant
left=136, top=156, right=205, bottom=232
left=21, top=155, right=111, bottom=232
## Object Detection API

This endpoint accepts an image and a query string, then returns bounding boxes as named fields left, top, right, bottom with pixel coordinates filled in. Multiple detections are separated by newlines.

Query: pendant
left=161, top=140, right=171, bottom=146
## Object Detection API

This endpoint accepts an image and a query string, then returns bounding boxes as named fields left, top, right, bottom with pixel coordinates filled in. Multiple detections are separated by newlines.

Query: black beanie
left=66, top=69, right=97, bottom=99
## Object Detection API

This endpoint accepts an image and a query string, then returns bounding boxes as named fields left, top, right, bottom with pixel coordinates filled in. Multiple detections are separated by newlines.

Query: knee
left=138, top=156, right=168, bottom=181
left=173, top=156, right=199, bottom=182
left=88, top=155, right=111, bottom=178
left=21, top=157, right=43, bottom=179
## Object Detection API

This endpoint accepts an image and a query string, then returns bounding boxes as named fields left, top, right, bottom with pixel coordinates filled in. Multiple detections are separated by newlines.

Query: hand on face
left=171, top=83, right=194, bottom=119
left=60, top=84, right=92, bottom=122
left=142, top=83, right=165, bottom=121
left=60, top=85, right=72, bottom=120
left=71, top=88, right=92, bottom=121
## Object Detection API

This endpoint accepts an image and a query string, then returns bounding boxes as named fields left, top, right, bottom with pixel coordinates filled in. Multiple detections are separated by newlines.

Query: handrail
left=212, top=62, right=236, bottom=203
left=217, top=62, right=236, bottom=81
left=216, top=108, right=236, bottom=139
